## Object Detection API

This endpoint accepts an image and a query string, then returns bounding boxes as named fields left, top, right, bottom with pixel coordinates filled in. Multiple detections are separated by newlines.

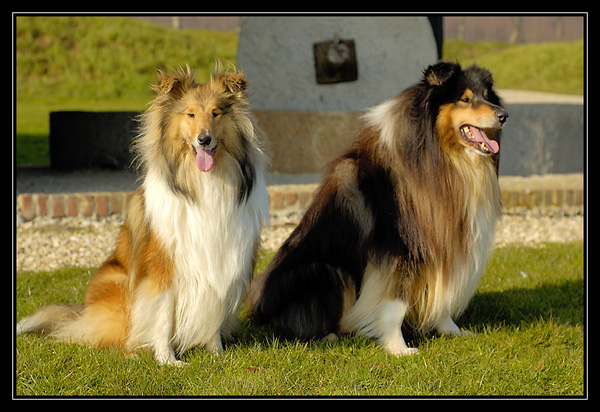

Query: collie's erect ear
left=152, top=66, right=195, bottom=96
left=424, top=62, right=460, bottom=87
left=214, top=71, right=248, bottom=96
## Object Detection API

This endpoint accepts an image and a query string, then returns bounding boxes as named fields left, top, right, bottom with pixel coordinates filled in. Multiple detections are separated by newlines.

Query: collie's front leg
left=128, top=284, right=183, bottom=366
left=377, top=299, right=419, bottom=356
left=341, top=261, right=419, bottom=356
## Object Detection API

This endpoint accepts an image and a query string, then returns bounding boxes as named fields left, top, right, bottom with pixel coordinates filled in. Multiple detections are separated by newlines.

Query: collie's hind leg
left=205, top=333, right=224, bottom=354
left=377, top=299, right=419, bottom=356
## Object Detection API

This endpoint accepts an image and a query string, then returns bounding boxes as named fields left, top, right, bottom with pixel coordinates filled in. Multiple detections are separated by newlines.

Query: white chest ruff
left=141, top=168, right=267, bottom=352
left=451, top=204, right=497, bottom=312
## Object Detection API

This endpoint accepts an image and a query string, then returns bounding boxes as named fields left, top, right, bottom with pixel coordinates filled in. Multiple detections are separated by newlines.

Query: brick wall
left=16, top=186, right=583, bottom=223
left=17, top=192, right=133, bottom=221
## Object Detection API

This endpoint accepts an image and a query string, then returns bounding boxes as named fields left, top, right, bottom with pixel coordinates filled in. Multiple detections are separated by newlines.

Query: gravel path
left=16, top=207, right=584, bottom=273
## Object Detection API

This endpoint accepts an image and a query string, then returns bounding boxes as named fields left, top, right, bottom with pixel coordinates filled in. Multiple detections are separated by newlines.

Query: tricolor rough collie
left=17, top=66, right=269, bottom=365
left=250, top=62, right=507, bottom=355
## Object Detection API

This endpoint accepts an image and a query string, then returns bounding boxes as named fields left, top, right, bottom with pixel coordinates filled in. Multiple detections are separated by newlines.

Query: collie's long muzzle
left=460, top=108, right=508, bottom=155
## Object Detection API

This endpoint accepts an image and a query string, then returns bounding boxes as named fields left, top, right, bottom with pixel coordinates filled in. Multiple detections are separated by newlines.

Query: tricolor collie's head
left=425, top=62, right=508, bottom=158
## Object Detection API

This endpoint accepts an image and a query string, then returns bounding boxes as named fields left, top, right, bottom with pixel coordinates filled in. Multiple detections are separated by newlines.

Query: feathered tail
left=17, top=302, right=128, bottom=348
left=17, top=304, right=83, bottom=338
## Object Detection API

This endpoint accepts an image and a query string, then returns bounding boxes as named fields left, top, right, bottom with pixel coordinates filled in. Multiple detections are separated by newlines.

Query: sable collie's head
left=147, top=65, right=250, bottom=172
left=425, top=62, right=508, bottom=157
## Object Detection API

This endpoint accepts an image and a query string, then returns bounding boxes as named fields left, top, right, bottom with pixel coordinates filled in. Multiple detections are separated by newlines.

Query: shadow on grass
left=230, top=278, right=584, bottom=352
left=459, top=279, right=584, bottom=329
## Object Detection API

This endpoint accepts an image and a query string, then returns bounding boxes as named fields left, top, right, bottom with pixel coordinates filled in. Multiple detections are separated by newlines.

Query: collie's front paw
left=165, top=359, right=189, bottom=367
left=436, top=315, right=472, bottom=336
left=385, top=346, right=420, bottom=357
left=154, top=346, right=188, bottom=366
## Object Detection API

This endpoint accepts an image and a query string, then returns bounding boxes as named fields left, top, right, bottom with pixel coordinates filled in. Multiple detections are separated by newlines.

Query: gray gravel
left=16, top=206, right=583, bottom=273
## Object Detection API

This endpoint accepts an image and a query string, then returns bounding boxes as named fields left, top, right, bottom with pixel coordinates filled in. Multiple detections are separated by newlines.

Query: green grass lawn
left=15, top=242, right=585, bottom=397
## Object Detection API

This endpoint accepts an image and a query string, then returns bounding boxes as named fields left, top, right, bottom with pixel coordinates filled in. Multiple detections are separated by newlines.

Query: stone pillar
left=237, top=16, right=439, bottom=173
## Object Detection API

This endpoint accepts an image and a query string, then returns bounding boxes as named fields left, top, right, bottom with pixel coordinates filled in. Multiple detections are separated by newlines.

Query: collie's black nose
left=495, top=110, right=508, bottom=125
left=197, top=134, right=212, bottom=146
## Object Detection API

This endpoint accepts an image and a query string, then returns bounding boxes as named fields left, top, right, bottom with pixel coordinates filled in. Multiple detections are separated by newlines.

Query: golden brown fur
left=17, top=65, right=269, bottom=365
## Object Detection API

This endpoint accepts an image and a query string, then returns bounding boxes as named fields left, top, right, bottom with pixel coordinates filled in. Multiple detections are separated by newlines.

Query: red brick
left=36, top=194, right=48, bottom=217
left=67, top=195, right=78, bottom=217
left=110, top=193, right=124, bottom=215
left=96, top=194, right=109, bottom=217
left=284, top=192, right=298, bottom=206
left=50, top=194, right=65, bottom=218
left=18, top=194, right=34, bottom=221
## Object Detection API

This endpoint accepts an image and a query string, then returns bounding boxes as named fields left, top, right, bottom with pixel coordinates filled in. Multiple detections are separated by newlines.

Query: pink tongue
left=196, top=149, right=214, bottom=172
left=470, top=126, right=499, bottom=154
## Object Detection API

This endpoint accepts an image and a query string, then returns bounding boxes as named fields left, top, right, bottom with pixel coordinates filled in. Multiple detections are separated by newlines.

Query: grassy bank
left=15, top=242, right=584, bottom=397
left=16, top=16, right=238, bottom=102
left=15, top=16, right=584, bottom=166
left=15, top=16, right=238, bottom=166
left=443, top=39, right=584, bottom=95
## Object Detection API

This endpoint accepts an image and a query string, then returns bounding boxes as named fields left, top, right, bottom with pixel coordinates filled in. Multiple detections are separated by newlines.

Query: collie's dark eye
left=187, top=113, right=195, bottom=118
left=460, top=97, right=471, bottom=103
left=212, top=111, right=220, bottom=118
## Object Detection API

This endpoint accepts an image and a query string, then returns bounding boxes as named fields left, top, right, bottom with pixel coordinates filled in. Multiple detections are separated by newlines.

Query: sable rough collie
left=17, top=66, right=269, bottom=365
left=250, top=62, right=507, bottom=355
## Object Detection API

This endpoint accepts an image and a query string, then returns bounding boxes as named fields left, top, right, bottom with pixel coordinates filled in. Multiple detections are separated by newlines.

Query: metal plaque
left=313, top=37, right=358, bottom=84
